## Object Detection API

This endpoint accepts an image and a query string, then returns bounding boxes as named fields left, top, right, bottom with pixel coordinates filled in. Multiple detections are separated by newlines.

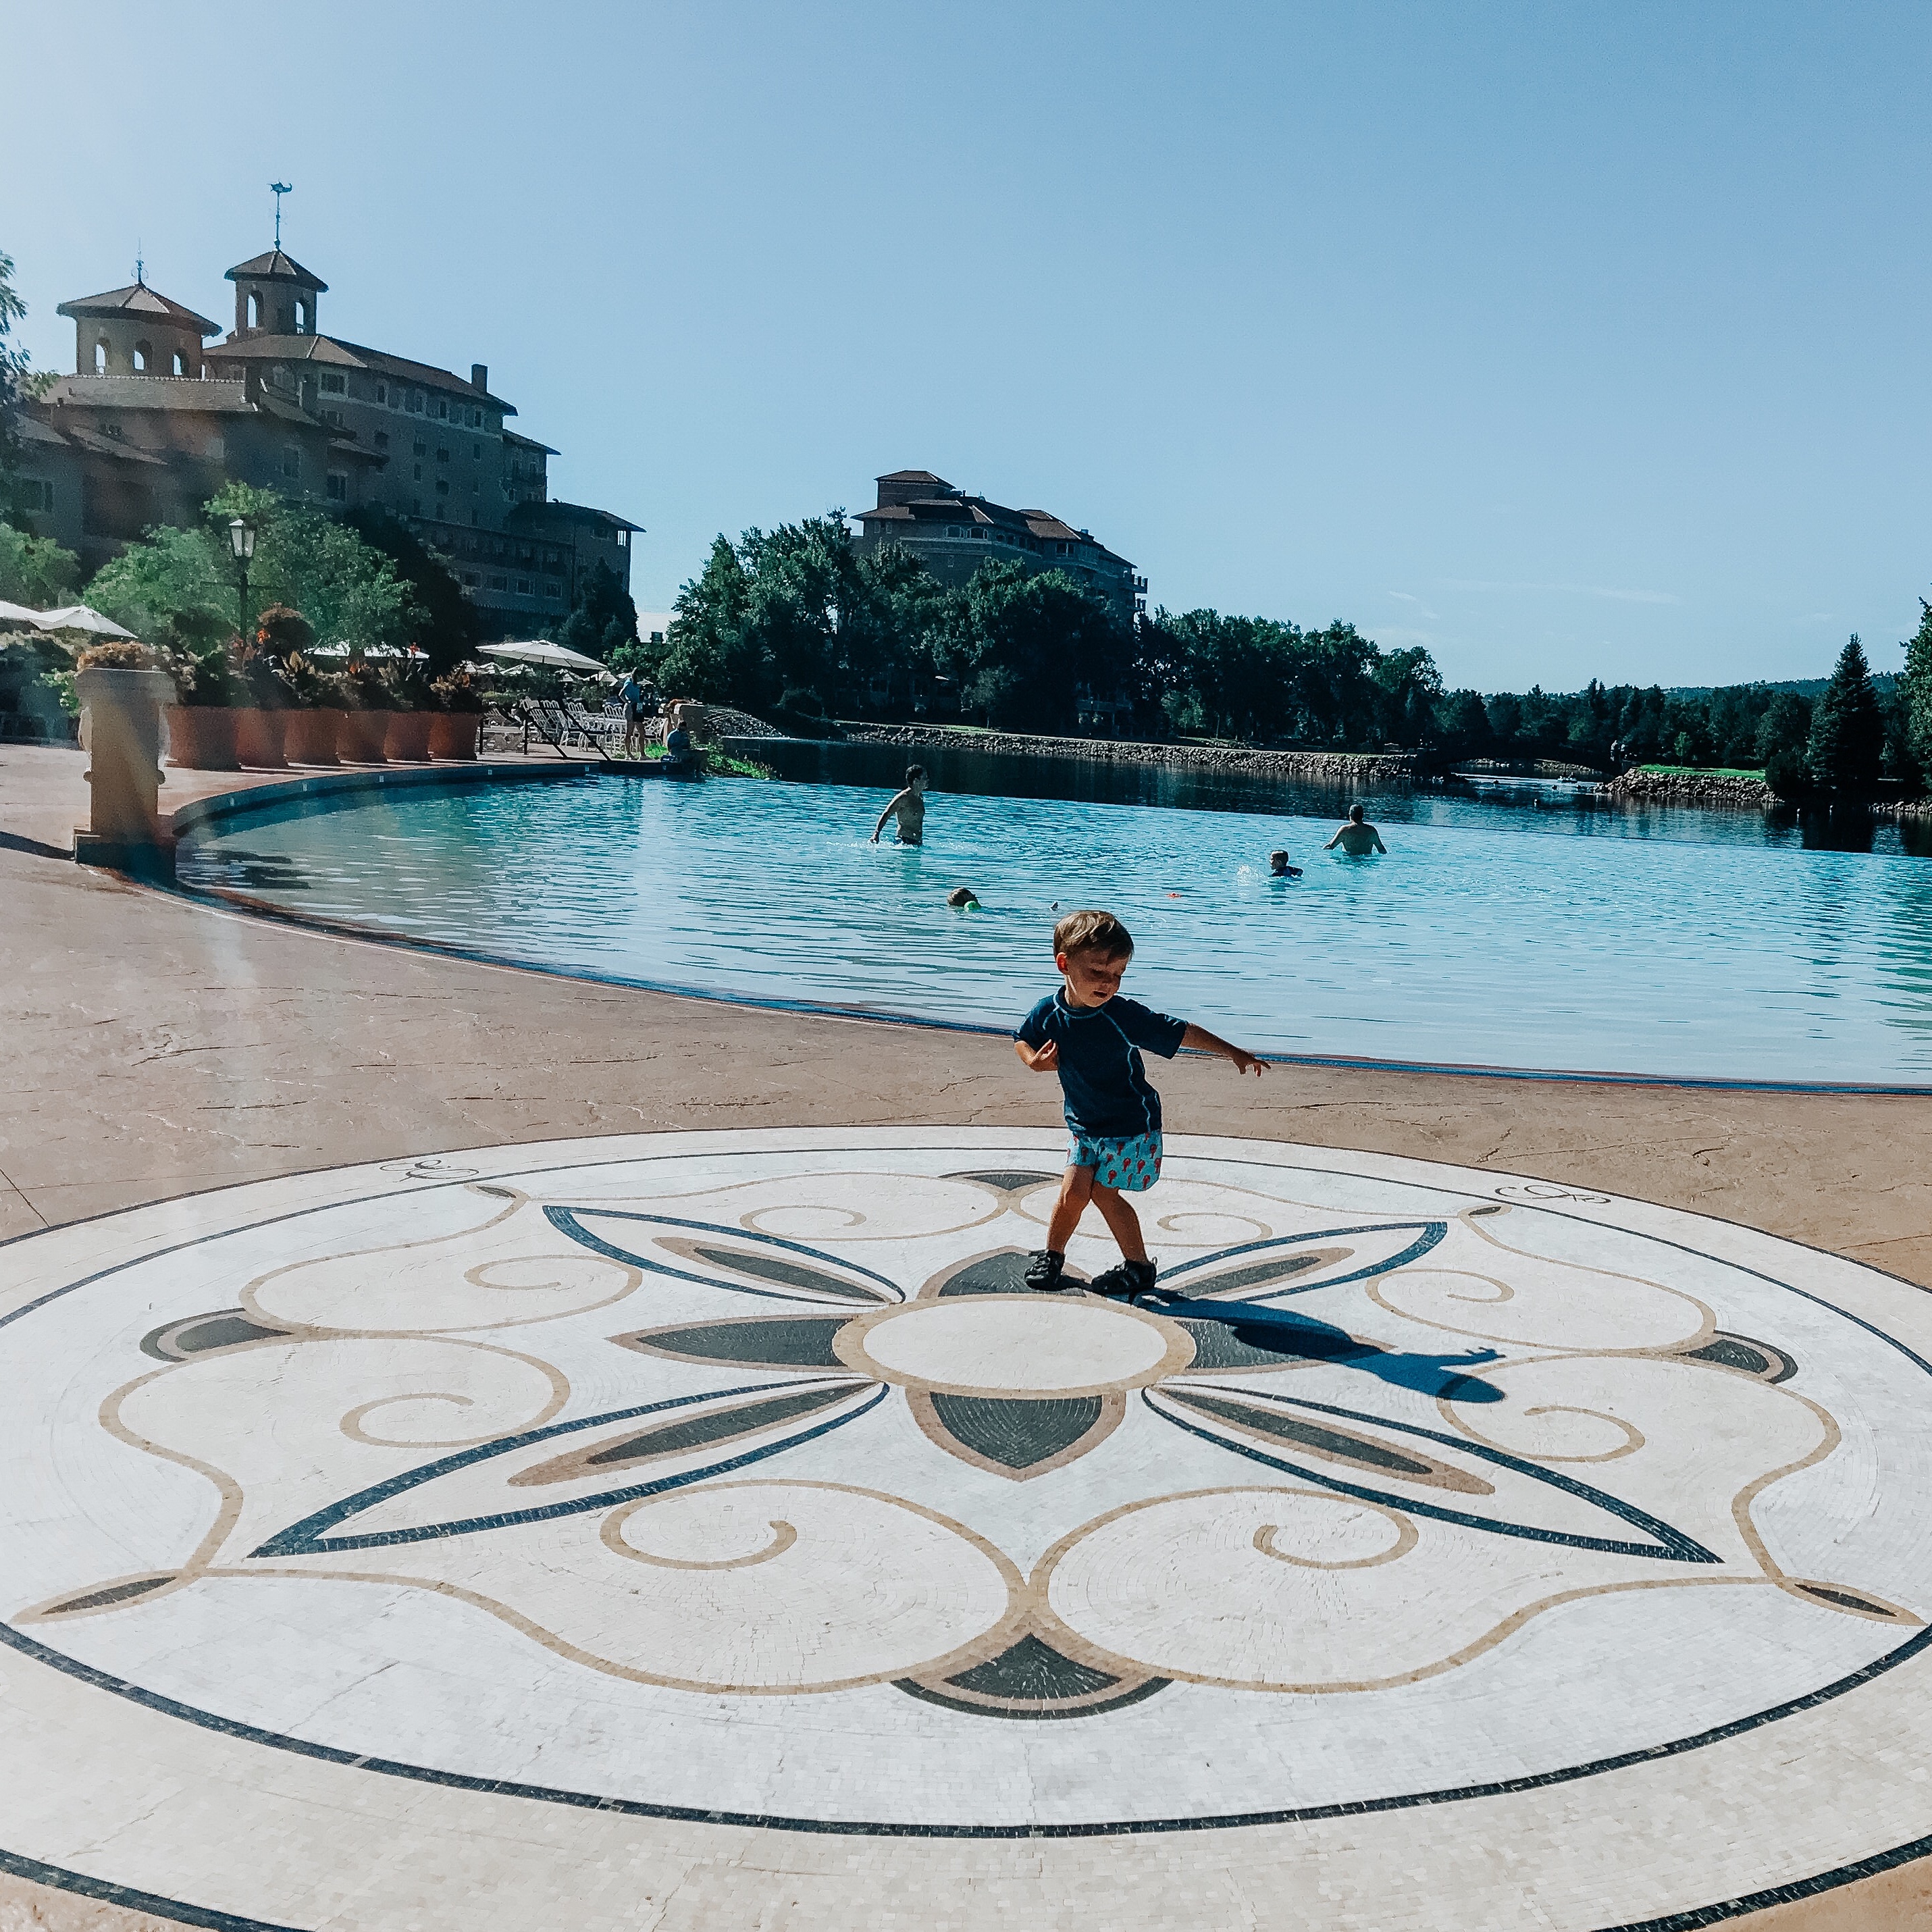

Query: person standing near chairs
left=618, top=671, right=650, bottom=760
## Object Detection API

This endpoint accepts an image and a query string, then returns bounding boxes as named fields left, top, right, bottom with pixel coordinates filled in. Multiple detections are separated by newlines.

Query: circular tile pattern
left=4, top=1130, right=1932, bottom=1931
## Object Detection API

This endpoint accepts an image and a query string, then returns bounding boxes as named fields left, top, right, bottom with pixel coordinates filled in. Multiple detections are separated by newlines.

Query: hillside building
left=16, top=245, right=637, bottom=638
left=852, top=470, right=1145, bottom=620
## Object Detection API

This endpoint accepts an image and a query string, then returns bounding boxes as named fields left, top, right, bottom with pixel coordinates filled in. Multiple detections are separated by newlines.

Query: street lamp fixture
left=228, top=517, right=257, bottom=639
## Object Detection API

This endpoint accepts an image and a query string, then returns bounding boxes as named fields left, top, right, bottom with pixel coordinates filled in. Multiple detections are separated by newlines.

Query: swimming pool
left=176, top=773, right=1932, bottom=1087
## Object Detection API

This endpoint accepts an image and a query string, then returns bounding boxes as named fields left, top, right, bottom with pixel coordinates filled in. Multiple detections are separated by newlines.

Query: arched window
left=132, top=341, right=151, bottom=371
left=172, top=350, right=186, bottom=376
left=93, top=340, right=107, bottom=374
left=248, top=292, right=261, bottom=330
left=294, top=300, right=307, bottom=334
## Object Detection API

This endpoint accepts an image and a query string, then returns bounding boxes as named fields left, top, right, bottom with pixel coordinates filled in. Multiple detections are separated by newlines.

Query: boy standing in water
left=1014, top=909, right=1265, bottom=1298
left=870, top=766, right=929, bottom=845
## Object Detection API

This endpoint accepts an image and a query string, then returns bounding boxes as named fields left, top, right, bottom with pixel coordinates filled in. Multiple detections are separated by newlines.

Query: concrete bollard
left=74, top=666, right=178, bottom=875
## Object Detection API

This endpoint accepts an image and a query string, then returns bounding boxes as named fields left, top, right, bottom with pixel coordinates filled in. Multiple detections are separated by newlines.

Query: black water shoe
left=1089, top=1258, right=1158, bottom=1301
left=1024, top=1249, right=1067, bottom=1293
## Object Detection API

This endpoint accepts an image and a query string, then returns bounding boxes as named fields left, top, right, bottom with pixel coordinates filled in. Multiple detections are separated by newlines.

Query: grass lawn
left=1637, top=763, right=1767, bottom=779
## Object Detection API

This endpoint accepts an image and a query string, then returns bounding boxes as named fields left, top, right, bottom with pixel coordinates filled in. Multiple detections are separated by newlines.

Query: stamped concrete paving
left=4, top=741, right=1932, bottom=1927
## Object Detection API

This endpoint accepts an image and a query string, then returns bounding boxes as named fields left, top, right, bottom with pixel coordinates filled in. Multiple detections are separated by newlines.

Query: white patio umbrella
left=34, top=605, right=137, bottom=639
left=0, top=600, right=45, bottom=628
left=308, top=643, right=427, bottom=660
left=479, top=639, right=606, bottom=674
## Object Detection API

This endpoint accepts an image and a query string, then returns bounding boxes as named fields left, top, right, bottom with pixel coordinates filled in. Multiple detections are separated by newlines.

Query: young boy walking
left=1014, top=909, right=1265, bottom=1299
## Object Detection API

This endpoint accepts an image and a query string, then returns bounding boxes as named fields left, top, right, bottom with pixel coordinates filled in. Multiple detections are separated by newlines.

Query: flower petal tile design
left=5, top=1128, right=1932, bottom=1931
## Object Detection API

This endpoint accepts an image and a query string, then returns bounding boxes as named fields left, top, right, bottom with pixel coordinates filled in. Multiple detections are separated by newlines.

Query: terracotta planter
left=384, top=711, right=434, bottom=762
left=428, top=712, right=482, bottom=760
left=338, top=709, right=392, bottom=762
left=284, top=708, right=342, bottom=766
left=163, top=705, right=239, bottom=771
left=232, top=708, right=288, bottom=769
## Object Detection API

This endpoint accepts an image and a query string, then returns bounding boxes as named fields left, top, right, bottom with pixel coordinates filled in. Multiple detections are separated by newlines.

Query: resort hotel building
left=15, top=244, right=638, bottom=639
left=853, top=469, right=1147, bottom=621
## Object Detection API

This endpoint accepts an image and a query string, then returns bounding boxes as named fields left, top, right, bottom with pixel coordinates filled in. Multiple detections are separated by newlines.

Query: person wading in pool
left=617, top=672, right=650, bottom=760
left=870, top=766, right=929, bottom=845
left=1014, top=909, right=1264, bottom=1299
left=1324, top=803, right=1387, bottom=856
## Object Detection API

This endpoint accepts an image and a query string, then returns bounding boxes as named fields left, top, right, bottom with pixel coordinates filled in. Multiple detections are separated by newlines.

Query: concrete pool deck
left=4, top=740, right=1932, bottom=1929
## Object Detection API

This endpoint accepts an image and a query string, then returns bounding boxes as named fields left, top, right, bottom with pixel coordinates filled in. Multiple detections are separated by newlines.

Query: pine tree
left=1902, top=600, right=1932, bottom=784
left=1806, top=633, right=1885, bottom=793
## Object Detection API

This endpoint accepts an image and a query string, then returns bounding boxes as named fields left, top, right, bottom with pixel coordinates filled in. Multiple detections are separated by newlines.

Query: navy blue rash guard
left=1014, top=991, right=1189, bottom=1139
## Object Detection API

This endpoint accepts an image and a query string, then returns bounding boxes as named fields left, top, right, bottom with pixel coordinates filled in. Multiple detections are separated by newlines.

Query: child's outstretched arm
left=1180, top=1022, right=1266, bottom=1077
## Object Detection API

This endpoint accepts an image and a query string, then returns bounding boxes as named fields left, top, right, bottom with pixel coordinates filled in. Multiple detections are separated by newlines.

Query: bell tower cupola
left=224, top=249, right=328, bottom=339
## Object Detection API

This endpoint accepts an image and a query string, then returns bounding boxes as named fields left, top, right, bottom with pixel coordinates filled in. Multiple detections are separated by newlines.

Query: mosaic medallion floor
left=3, top=1128, right=1931, bottom=1930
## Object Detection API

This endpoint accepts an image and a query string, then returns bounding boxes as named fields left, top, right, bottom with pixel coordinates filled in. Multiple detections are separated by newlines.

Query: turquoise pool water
left=176, top=773, right=1932, bottom=1087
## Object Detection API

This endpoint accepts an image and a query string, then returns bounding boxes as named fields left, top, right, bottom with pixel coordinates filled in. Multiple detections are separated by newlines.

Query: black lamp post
left=228, top=517, right=257, bottom=639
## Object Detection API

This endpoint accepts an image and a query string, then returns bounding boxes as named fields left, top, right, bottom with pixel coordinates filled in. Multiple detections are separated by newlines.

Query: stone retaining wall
left=1603, top=769, right=1774, bottom=809
left=841, top=723, right=1417, bottom=786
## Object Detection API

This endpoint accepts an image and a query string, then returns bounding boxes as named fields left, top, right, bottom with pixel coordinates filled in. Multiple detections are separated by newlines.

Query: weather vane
left=270, top=182, right=292, bottom=249
left=134, top=240, right=145, bottom=286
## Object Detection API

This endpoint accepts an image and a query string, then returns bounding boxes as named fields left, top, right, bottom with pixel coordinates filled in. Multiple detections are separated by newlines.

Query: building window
left=437, top=398, right=448, bottom=420
left=436, top=479, right=450, bottom=496
left=248, top=292, right=261, bottom=329
left=93, top=340, right=107, bottom=374
left=172, top=351, right=186, bottom=375
left=437, top=447, right=449, bottom=463
left=411, top=391, right=425, bottom=413
left=489, top=575, right=505, bottom=591
left=616, top=529, right=628, bottom=548
left=294, top=300, right=308, bottom=334
left=516, top=578, right=531, bottom=595
left=413, top=463, right=423, bottom=480
left=132, top=340, right=151, bottom=371
left=375, top=382, right=386, bottom=404
left=413, top=498, right=422, bottom=515
left=473, top=443, right=481, bottom=460
left=545, top=579, right=562, bottom=601
left=327, top=472, right=348, bottom=501
left=283, top=447, right=301, bottom=479
left=375, top=431, right=389, bottom=450
left=318, top=371, right=345, bottom=394
left=463, top=572, right=479, bottom=586
left=20, top=479, right=52, bottom=513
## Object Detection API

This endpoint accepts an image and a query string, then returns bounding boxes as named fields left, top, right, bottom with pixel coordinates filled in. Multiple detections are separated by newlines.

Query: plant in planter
left=154, top=621, right=240, bottom=771
left=228, top=633, right=296, bottom=768
left=380, top=656, right=436, bottom=760
left=280, top=651, right=344, bottom=766
left=336, top=656, right=392, bottom=762
left=428, top=668, right=486, bottom=760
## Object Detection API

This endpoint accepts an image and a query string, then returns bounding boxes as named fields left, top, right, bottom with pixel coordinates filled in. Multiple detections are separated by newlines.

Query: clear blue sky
left=9, top=2, right=1931, bottom=691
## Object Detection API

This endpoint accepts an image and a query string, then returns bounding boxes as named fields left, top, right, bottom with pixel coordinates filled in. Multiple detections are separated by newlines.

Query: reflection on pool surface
left=177, top=773, right=1932, bottom=1087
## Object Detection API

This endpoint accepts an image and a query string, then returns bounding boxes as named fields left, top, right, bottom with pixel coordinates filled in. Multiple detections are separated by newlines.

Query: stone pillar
left=74, top=667, right=178, bottom=875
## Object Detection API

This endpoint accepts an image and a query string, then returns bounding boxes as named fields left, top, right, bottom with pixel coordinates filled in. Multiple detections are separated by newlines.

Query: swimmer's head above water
left=947, top=887, right=981, bottom=908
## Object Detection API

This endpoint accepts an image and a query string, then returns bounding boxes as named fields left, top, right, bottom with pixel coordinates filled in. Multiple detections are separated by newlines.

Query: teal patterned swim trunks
left=1068, top=1129, right=1164, bottom=1193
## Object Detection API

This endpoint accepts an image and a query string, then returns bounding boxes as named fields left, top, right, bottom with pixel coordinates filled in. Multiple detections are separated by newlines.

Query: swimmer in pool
left=870, top=766, right=929, bottom=845
left=1323, top=804, right=1387, bottom=856
left=947, top=887, right=981, bottom=908
left=1268, top=850, right=1304, bottom=879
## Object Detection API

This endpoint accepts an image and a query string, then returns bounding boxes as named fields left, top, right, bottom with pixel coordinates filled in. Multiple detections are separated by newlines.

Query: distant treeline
left=635, top=515, right=1932, bottom=797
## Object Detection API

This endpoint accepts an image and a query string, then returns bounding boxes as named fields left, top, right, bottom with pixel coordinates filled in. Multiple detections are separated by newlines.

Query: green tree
left=1439, top=689, right=1492, bottom=757
left=944, top=561, right=1127, bottom=730
left=0, top=523, right=80, bottom=606
left=558, top=558, right=639, bottom=662
left=1806, top=634, right=1885, bottom=793
left=656, top=536, right=761, bottom=702
left=1902, top=599, right=1932, bottom=786
left=342, top=506, right=477, bottom=674
left=0, top=249, right=52, bottom=527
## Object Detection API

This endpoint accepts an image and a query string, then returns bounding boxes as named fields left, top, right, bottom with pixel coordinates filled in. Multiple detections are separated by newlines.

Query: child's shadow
left=1151, top=1296, right=1506, bottom=1403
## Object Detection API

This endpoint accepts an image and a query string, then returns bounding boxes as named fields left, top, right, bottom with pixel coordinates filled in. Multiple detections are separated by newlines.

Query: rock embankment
left=841, top=723, right=1417, bottom=785
left=1603, top=768, right=1774, bottom=809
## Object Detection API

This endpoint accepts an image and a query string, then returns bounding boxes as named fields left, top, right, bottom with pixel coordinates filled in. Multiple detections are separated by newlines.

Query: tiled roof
left=502, top=429, right=558, bottom=454
left=56, top=282, right=221, bottom=336
left=40, top=375, right=259, bottom=415
left=508, top=499, right=643, bottom=533
left=878, top=469, right=953, bottom=487
left=205, top=334, right=517, bottom=413
left=226, top=249, right=328, bottom=290
left=859, top=489, right=1134, bottom=571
